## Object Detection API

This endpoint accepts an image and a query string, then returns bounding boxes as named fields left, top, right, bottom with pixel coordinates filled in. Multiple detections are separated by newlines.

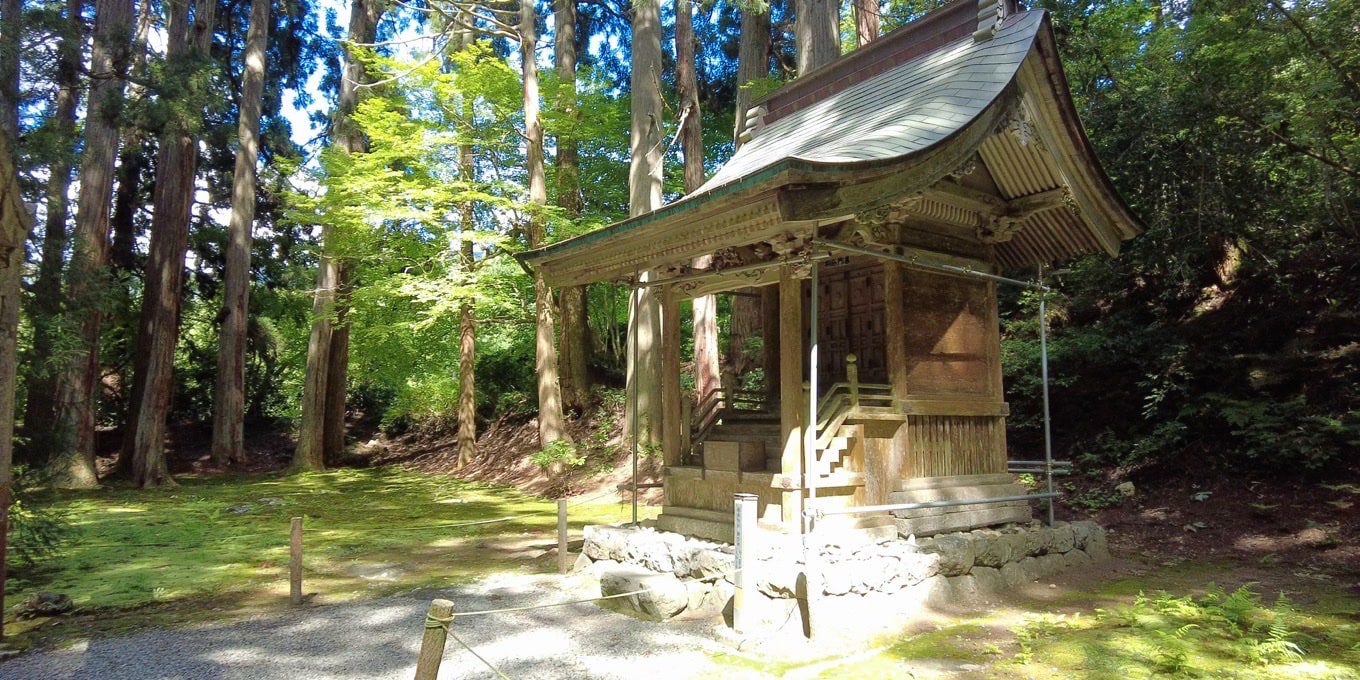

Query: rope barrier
left=453, top=586, right=661, bottom=617
left=424, top=611, right=455, bottom=631
left=449, top=629, right=512, bottom=680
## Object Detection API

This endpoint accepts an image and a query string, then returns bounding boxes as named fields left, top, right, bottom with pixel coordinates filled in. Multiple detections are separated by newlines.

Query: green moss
left=6, top=467, right=654, bottom=647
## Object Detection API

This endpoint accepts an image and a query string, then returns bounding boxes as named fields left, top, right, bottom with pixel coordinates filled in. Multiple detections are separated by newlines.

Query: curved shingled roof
left=696, top=11, right=1043, bottom=196
left=520, top=1, right=1141, bottom=286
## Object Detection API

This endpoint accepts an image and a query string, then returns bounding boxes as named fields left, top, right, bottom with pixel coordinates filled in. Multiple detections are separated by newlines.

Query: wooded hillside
left=0, top=0, right=1354, bottom=505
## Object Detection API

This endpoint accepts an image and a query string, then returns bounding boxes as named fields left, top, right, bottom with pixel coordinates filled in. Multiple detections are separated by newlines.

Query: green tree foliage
left=1002, top=0, right=1360, bottom=473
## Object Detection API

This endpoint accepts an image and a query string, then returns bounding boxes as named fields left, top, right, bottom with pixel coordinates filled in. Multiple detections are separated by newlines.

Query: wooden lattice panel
left=903, top=415, right=1007, bottom=477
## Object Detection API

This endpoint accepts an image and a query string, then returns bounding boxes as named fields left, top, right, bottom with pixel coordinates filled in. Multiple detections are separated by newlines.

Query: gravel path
left=0, top=572, right=749, bottom=680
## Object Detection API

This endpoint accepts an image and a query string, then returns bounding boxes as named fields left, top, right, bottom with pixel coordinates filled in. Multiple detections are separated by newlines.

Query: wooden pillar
left=761, top=286, right=780, bottom=405
left=883, top=262, right=909, bottom=400
left=778, top=267, right=804, bottom=526
left=872, top=261, right=910, bottom=506
left=661, top=285, right=683, bottom=467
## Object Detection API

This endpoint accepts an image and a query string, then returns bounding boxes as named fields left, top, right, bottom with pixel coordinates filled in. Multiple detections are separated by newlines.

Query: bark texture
left=211, top=0, right=269, bottom=466
left=294, top=0, right=383, bottom=470
left=1, top=122, right=34, bottom=521
left=795, top=0, right=839, bottom=75
left=455, top=16, right=476, bottom=468
left=555, top=0, right=591, bottom=415
left=733, top=4, right=771, bottom=147
left=627, top=0, right=664, bottom=447
left=523, top=0, right=567, bottom=448
left=125, top=0, right=217, bottom=488
left=51, top=0, right=134, bottom=488
left=0, top=0, right=18, bottom=140
left=19, top=0, right=83, bottom=467
left=854, top=0, right=879, bottom=48
left=677, top=0, right=718, bottom=402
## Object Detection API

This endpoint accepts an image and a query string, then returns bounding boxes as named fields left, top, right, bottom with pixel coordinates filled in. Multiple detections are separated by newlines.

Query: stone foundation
left=578, top=520, right=1109, bottom=641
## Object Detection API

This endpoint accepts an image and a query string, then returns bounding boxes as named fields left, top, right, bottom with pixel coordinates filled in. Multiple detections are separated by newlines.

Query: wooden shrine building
left=520, top=0, right=1141, bottom=543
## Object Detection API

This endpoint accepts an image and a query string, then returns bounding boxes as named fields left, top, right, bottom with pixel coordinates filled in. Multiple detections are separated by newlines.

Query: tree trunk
left=555, top=0, right=590, bottom=415
left=0, top=0, right=19, bottom=141
left=211, top=0, right=269, bottom=466
left=125, top=0, right=217, bottom=489
left=523, top=0, right=567, bottom=448
left=455, top=18, right=476, bottom=468
left=733, top=4, right=771, bottom=147
left=854, top=0, right=879, bottom=48
left=676, top=0, right=717, bottom=403
left=323, top=268, right=349, bottom=465
left=50, top=0, right=135, bottom=489
left=109, top=0, right=155, bottom=279
left=727, top=1, right=773, bottom=396
left=293, top=251, right=335, bottom=471
left=293, top=0, right=383, bottom=471
left=19, top=0, right=83, bottom=468
left=1, top=95, right=35, bottom=546
left=627, top=0, right=664, bottom=448
left=795, top=0, right=839, bottom=75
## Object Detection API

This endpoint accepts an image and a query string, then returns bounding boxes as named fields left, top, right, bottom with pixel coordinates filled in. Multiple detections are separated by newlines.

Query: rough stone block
left=999, top=561, right=1027, bottom=588
left=600, top=565, right=689, bottom=620
left=970, top=566, right=1003, bottom=594
left=583, top=525, right=631, bottom=562
left=571, top=552, right=593, bottom=573
left=917, top=533, right=975, bottom=576
left=1064, top=549, right=1093, bottom=570
left=972, top=532, right=1013, bottom=568
left=1048, top=522, right=1076, bottom=554
left=1022, top=527, right=1047, bottom=556
left=1036, top=553, right=1066, bottom=578
left=948, top=574, right=980, bottom=602
left=923, top=574, right=953, bottom=607
left=1070, top=520, right=1099, bottom=550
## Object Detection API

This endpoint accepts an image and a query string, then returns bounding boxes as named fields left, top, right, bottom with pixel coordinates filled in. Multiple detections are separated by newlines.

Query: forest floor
left=4, top=414, right=1358, bottom=677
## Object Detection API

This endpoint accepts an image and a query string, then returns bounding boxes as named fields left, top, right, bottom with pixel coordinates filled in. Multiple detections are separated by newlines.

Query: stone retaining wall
left=578, top=520, right=1109, bottom=640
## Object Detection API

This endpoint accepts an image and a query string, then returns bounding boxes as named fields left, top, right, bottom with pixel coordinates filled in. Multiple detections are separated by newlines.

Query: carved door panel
left=805, top=260, right=887, bottom=387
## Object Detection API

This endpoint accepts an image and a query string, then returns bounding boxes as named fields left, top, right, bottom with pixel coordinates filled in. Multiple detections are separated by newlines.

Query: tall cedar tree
left=523, top=0, right=568, bottom=448
left=19, top=0, right=82, bottom=467
left=795, top=0, right=838, bottom=74
left=211, top=0, right=270, bottom=465
left=124, top=0, right=218, bottom=488
left=854, top=0, right=878, bottom=47
left=0, top=132, right=32, bottom=638
left=295, top=0, right=384, bottom=470
left=452, top=16, right=477, bottom=468
left=627, top=0, right=664, bottom=447
left=51, top=0, right=135, bottom=488
left=726, top=1, right=771, bottom=385
left=677, top=0, right=718, bottom=401
left=555, top=0, right=591, bottom=415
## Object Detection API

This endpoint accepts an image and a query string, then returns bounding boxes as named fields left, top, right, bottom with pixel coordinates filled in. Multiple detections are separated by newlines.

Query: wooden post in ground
left=290, top=516, right=302, bottom=605
left=557, top=499, right=569, bottom=574
left=414, top=598, right=455, bottom=680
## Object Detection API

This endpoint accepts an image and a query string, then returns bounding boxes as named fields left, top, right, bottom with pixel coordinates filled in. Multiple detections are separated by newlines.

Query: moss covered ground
left=4, top=467, right=654, bottom=648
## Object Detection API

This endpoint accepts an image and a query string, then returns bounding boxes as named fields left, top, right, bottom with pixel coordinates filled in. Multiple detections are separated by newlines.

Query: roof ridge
left=752, top=0, right=998, bottom=129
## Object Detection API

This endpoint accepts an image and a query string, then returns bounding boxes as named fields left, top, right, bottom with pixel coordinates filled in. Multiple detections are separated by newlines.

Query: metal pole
left=821, top=240, right=1047, bottom=291
left=1038, top=273, right=1056, bottom=527
left=804, top=249, right=819, bottom=536
left=811, top=492, right=1062, bottom=518
left=732, top=493, right=758, bottom=635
